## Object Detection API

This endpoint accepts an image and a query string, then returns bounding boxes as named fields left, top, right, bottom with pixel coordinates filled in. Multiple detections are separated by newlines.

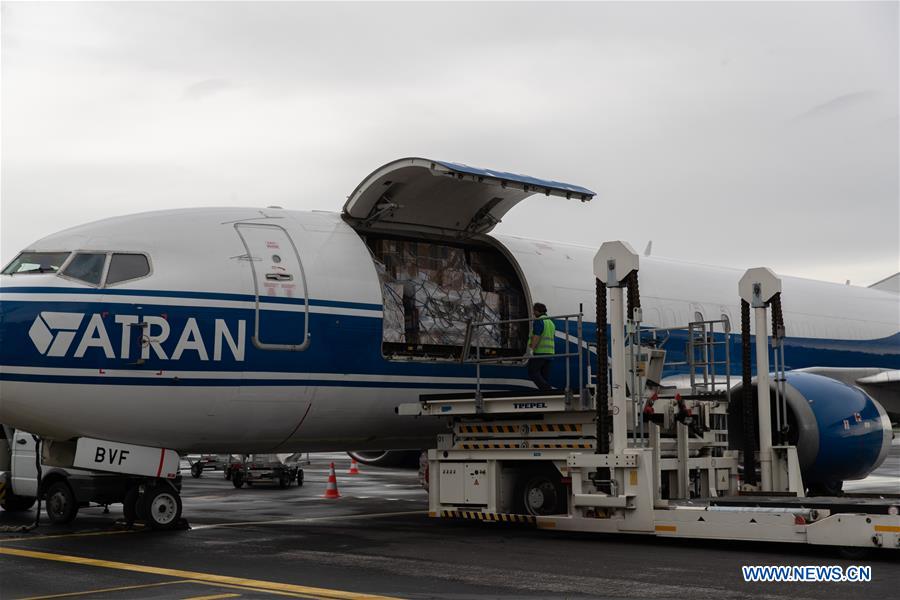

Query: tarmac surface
left=1, top=449, right=898, bottom=600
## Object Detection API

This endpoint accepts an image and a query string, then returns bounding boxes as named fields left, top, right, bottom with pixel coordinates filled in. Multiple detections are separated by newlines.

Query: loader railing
left=461, top=312, right=589, bottom=411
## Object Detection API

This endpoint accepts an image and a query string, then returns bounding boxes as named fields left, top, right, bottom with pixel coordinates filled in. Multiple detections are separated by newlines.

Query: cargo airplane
left=1, top=157, right=897, bottom=527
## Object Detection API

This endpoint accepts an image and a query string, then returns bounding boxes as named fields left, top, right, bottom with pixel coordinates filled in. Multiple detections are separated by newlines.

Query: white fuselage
left=1, top=208, right=897, bottom=452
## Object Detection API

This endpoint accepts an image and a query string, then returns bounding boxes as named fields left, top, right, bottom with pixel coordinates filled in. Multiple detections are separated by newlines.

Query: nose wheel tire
left=232, top=472, right=244, bottom=488
left=123, top=484, right=141, bottom=524
left=190, top=463, right=202, bottom=478
left=45, top=481, right=79, bottom=524
left=140, top=485, right=182, bottom=530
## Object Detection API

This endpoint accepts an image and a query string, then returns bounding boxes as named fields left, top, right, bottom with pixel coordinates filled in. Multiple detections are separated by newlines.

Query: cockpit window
left=106, top=253, right=151, bottom=285
left=62, top=253, right=107, bottom=286
left=2, top=252, right=71, bottom=275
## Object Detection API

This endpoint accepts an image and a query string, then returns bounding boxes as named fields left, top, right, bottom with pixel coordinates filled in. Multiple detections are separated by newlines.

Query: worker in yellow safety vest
left=525, top=303, right=555, bottom=391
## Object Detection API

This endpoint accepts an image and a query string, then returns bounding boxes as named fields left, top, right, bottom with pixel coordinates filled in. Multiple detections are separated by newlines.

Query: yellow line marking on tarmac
left=0, top=547, right=400, bottom=600
left=20, top=578, right=329, bottom=600
left=2, top=510, right=424, bottom=543
left=191, top=580, right=323, bottom=599
left=17, top=579, right=193, bottom=599
left=190, top=509, right=424, bottom=530
left=1, top=529, right=136, bottom=544
left=182, top=594, right=241, bottom=600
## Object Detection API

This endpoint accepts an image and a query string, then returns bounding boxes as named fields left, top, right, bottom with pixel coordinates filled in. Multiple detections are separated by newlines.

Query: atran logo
left=28, top=311, right=246, bottom=361
left=28, top=312, right=84, bottom=357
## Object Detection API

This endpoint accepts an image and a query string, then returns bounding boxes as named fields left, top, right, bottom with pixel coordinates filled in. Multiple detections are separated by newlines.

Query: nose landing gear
left=123, top=479, right=186, bottom=530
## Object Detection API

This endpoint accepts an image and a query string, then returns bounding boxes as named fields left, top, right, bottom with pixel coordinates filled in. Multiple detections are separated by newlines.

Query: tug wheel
left=45, top=481, right=78, bottom=524
left=0, top=493, right=35, bottom=512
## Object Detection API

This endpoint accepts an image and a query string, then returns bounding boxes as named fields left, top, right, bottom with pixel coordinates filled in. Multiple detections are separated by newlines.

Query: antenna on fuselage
left=643, top=241, right=653, bottom=257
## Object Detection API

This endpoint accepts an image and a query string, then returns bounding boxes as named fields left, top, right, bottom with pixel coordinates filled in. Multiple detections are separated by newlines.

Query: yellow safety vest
left=535, top=316, right=556, bottom=355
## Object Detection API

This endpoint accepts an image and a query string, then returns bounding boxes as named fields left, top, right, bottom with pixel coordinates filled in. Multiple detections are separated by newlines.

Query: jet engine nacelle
left=347, top=450, right=421, bottom=469
left=729, top=371, right=893, bottom=494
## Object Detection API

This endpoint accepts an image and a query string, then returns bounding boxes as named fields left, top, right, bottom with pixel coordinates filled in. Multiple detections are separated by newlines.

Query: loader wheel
left=232, top=472, right=244, bottom=489
left=807, top=479, right=843, bottom=497
left=191, top=463, right=202, bottom=478
left=297, top=469, right=304, bottom=486
left=45, top=481, right=79, bottom=525
left=278, top=473, right=290, bottom=489
left=140, top=485, right=182, bottom=530
left=516, top=471, right=566, bottom=516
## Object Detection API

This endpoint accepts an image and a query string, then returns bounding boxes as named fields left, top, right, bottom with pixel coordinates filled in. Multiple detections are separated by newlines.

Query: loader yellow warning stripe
left=529, top=423, right=582, bottom=433
left=457, top=424, right=520, bottom=434
left=529, top=442, right=593, bottom=449
left=458, top=443, right=522, bottom=450
left=439, top=510, right=535, bottom=524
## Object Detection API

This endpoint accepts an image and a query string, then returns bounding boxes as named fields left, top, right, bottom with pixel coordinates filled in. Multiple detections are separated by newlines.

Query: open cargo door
left=343, top=158, right=595, bottom=236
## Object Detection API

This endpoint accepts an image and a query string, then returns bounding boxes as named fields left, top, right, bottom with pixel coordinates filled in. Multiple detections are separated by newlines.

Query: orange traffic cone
left=323, top=462, right=341, bottom=498
left=348, top=457, right=360, bottom=475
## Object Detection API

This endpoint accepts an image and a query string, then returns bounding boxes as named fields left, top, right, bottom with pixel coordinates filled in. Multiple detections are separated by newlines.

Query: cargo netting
left=370, top=239, right=527, bottom=352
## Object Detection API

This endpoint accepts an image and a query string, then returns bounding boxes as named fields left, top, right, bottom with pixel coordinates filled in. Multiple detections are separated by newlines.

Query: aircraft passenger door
left=234, top=223, right=310, bottom=351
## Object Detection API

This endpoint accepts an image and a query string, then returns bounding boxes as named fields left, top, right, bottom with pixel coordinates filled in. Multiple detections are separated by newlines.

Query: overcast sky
left=2, top=1, right=897, bottom=286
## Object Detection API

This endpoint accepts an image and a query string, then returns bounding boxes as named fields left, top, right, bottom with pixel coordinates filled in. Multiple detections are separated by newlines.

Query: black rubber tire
left=232, top=472, right=244, bottom=489
left=516, top=471, right=566, bottom=516
left=140, top=485, right=182, bottom=530
left=296, top=469, right=304, bottom=487
left=44, top=481, right=79, bottom=525
left=123, top=485, right=140, bottom=524
left=807, top=480, right=843, bottom=497
left=278, top=473, right=289, bottom=489
left=224, top=467, right=232, bottom=480
left=1, top=493, right=36, bottom=512
left=190, top=463, right=202, bottom=478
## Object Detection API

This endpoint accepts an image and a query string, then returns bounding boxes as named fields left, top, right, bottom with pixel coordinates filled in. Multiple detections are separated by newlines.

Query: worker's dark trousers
left=527, top=357, right=553, bottom=392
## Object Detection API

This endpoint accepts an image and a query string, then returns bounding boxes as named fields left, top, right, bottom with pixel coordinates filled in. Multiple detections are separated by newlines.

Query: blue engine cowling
left=729, top=371, right=893, bottom=493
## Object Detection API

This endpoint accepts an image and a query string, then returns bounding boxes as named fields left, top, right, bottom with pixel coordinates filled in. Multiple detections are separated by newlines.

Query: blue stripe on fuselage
left=1, top=288, right=897, bottom=388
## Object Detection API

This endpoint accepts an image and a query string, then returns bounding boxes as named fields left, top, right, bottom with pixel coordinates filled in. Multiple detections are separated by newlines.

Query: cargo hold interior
left=363, top=235, right=529, bottom=360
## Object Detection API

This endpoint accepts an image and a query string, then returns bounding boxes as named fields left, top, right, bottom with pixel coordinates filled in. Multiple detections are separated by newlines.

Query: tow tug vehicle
left=398, top=241, right=899, bottom=551
left=187, top=454, right=234, bottom=478
left=231, top=454, right=303, bottom=489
